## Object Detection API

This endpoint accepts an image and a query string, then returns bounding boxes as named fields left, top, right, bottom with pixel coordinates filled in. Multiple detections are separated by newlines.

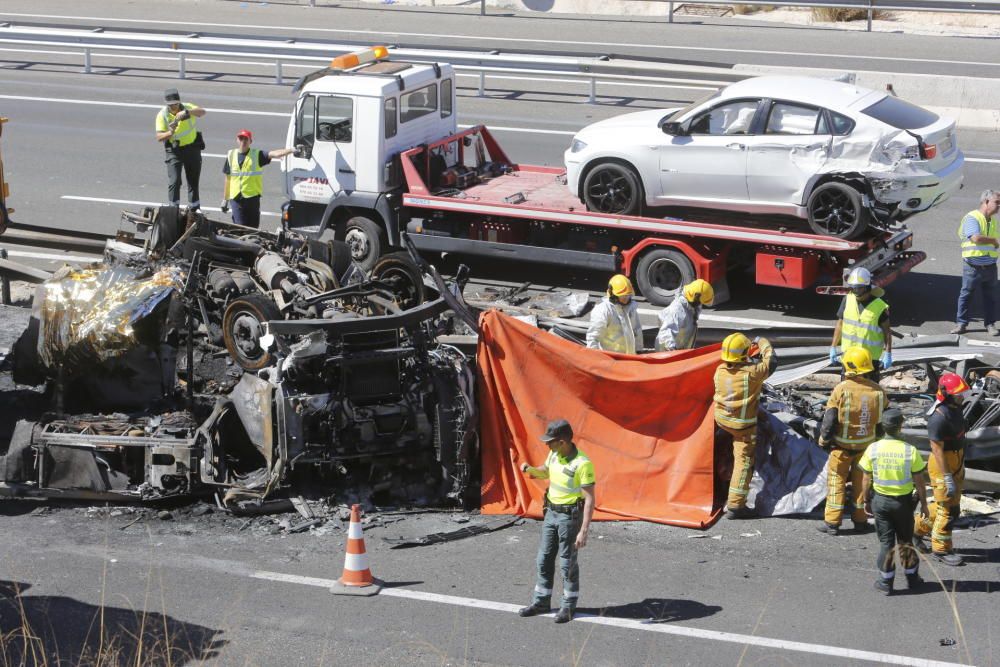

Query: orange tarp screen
left=478, top=310, right=723, bottom=528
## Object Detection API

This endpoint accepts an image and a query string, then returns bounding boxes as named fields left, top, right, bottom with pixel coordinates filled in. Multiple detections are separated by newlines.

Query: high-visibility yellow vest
left=156, top=103, right=198, bottom=148
left=860, top=437, right=926, bottom=496
left=958, top=210, right=999, bottom=260
left=545, top=449, right=594, bottom=505
left=840, top=293, right=887, bottom=360
left=226, top=148, right=264, bottom=200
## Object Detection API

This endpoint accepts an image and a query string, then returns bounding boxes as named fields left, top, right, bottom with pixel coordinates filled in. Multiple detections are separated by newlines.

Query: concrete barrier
left=734, top=64, right=1000, bottom=130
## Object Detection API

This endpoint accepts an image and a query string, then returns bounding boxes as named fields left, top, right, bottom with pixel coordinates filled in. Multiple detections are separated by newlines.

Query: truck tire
left=807, top=182, right=869, bottom=239
left=635, top=247, right=696, bottom=307
left=582, top=162, right=642, bottom=216
left=371, top=251, right=426, bottom=311
left=344, top=215, right=386, bottom=272
left=222, top=294, right=281, bottom=371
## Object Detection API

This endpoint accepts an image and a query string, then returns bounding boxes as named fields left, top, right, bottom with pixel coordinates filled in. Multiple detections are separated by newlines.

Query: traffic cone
left=331, top=504, right=382, bottom=597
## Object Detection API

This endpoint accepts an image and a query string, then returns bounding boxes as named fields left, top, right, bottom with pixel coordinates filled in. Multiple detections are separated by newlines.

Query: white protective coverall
left=655, top=298, right=698, bottom=351
left=586, top=296, right=643, bottom=354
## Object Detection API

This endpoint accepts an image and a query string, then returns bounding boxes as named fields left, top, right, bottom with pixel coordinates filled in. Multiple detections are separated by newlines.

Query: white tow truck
left=280, top=47, right=924, bottom=305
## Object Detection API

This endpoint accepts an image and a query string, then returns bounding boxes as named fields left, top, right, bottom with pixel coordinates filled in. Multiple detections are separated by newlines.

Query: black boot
left=554, top=608, right=573, bottom=624
left=518, top=603, right=548, bottom=617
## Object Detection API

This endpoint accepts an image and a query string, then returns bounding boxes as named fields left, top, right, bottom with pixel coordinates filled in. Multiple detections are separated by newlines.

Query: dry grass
left=811, top=6, right=891, bottom=21
left=732, top=4, right=777, bottom=14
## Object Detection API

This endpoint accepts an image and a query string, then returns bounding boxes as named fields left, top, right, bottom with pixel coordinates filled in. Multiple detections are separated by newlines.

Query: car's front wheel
left=582, top=162, right=642, bottom=215
left=807, top=182, right=870, bottom=239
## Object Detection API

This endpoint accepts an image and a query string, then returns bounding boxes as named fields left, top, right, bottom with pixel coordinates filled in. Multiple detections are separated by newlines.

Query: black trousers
left=230, top=195, right=261, bottom=229
left=165, top=144, right=202, bottom=207
left=872, top=492, right=918, bottom=575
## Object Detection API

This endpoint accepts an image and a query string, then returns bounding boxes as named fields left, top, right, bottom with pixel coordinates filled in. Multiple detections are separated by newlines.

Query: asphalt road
left=0, top=6, right=999, bottom=664
left=0, top=500, right=997, bottom=667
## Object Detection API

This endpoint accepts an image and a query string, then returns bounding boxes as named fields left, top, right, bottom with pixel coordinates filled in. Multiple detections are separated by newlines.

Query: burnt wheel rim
left=229, top=311, right=265, bottom=364
left=587, top=169, right=635, bottom=213
left=811, top=189, right=859, bottom=236
left=377, top=266, right=422, bottom=310
left=646, top=258, right=683, bottom=301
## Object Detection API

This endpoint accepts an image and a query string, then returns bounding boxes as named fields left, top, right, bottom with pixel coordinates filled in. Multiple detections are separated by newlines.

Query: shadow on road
left=578, top=597, right=722, bottom=623
left=0, top=580, right=226, bottom=665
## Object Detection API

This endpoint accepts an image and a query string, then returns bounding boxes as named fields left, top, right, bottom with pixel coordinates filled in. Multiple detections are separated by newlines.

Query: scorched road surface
left=0, top=501, right=996, bottom=666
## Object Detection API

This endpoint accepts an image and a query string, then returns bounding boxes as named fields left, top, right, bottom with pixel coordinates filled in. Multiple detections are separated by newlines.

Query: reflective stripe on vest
left=836, top=387, right=884, bottom=447
left=545, top=449, right=590, bottom=505
left=160, top=106, right=197, bottom=147
left=840, top=293, right=887, bottom=360
left=868, top=438, right=917, bottom=495
left=226, top=148, right=264, bottom=200
left=959, top=210, right=999, bottom=259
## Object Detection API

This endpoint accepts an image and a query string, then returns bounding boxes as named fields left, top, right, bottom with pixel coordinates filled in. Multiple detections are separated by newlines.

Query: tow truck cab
left=282, top=47, right=457, bottom=268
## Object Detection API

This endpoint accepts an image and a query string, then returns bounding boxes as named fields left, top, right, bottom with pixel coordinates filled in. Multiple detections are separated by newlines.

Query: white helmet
left=846, top=267, right=872, bottom=288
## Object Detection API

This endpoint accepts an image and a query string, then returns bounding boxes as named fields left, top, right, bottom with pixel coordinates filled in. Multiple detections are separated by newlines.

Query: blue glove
left=943, top=473, right=956, bottom=498
left=880, top=350, right=892, bottom=369
left=828, top=346, right=839, bottom=364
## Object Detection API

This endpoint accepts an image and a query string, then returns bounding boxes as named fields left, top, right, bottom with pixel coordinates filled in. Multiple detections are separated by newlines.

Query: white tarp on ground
left=748, top=411, right=829, bottom=516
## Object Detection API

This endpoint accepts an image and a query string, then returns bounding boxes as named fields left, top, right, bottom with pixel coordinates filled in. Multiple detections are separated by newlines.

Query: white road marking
left=965, top=157, right=1000, bottom=165
left=3, top=249, right=101, bottom=262
left=60, top=195, right=280, bottom=217
left=247, top=569, right=970, bottom=667
left=1, top=11, right=992, bottom=70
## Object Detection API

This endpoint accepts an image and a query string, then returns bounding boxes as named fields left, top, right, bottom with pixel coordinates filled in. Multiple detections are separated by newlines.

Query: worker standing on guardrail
left=952, top=189, right=1000, bottom=336
left=655, top=279, right=713, bottom=352
left=220, top=129, right=294, bottom=229
left=714, top=333, right=776, bottom=519
left=830, top=267, right=892, bottom=378
left=817, top=348, right=886, bottom=536
left=155, top=88, right=206, bottom=210
left=586, top=275, right=643, bottom=354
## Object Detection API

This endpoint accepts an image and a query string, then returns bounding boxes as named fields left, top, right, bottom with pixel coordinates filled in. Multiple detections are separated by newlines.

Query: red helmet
left=936, top=373, right=970, bottom=402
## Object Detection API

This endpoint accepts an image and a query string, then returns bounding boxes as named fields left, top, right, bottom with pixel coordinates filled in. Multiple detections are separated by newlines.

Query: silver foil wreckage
left=0, top=207, right=478, bottom=508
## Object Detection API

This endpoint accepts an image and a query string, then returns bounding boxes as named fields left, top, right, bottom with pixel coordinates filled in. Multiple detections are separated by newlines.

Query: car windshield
left=664, top=90, right=720, bottom=123
left=861, top=96, right=939, bottom=130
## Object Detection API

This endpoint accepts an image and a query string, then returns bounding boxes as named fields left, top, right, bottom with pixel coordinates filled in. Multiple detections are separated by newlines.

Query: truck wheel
left=807, top=182, right=869, bottom=239
left=635, top=248, right=695, bottom=307
left=371, top=251, right=426, bottom=310
left=582, top=162, right=642, bottom=215
left=222, top=294, right=281, bottom=371
left=344, top=215, right=386, bottom=272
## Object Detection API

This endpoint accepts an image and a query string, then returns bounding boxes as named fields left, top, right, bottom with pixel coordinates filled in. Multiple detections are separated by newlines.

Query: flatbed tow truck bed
left=399, top=126, right=925, bottom=305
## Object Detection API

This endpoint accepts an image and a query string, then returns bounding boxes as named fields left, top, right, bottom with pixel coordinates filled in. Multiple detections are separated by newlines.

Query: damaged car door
left=745, top=101, right=832, bottom=213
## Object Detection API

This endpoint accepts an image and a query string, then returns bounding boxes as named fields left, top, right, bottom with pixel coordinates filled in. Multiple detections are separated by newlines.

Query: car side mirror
left=294, top=143, right=311, bottom=160
left=662, top=121, right=684, bottom=136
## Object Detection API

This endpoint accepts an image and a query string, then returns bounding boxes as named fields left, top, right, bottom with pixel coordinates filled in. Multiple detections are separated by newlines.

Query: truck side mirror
left=661, top=121, right=684, bottom=136
left=294, top=143, right=311, bottom=160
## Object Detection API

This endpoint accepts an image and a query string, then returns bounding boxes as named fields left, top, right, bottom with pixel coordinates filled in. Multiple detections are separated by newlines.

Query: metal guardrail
left=0, top=24, right=746, bottom=102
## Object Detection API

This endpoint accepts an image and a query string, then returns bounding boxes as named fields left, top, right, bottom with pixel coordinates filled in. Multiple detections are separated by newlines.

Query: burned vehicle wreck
left=0, top=207, right=478, bottom=508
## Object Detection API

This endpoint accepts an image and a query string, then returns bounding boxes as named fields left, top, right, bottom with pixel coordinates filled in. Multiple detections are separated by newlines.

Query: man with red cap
left=913, top=372, right=971, bottom=565
left=221, top=129, right=293, bottom=228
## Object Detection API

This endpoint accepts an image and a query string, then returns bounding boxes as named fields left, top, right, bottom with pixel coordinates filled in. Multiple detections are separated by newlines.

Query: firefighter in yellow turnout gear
left=913, top=373, right=970, bottom=566
left=713, top=333, right=776, bottom=519
left=818, top=347, right=887, bottom=535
